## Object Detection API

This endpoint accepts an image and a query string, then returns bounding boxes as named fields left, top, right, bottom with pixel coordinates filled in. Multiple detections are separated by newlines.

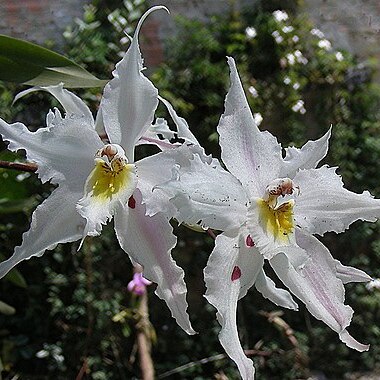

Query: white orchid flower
left=162, top=57, right=378, bottom=379
left=0, top=6, right=196, bottom=335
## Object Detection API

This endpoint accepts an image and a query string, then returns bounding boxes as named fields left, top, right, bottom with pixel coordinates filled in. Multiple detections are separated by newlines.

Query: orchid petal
left=158, top=96, right=199, bottom=145
left=15, top=84, right=94, bottom=124
left=254, top=269, right=298, bottom=310
left=136, top=118, right=179, bottom=150
left=218, top=57, right=282, bottom=197
left=160, top=152, right=248, bottom=230
left=0, top=185, right=84, bottom=278
left=204, top=230, right=263, bottom=380
left=94, top=106, right=106, bottom=136
left=339, top=329, right=370, bottom=351
left=270, top=230, right=369, bottom=351
left=294, top=166, right=380, bottom=235
left=0, top=116, right=102, bottom=191
left=114, top=189, right=195, bottom=335
left=155, top=98, right=219, bottom=166
left=135, top=151, right=178, bottom=217
left=100, top=6, right=168, bottom=161
left=281, top=128, right=331, bottom=178
left=335, top=260, right=372, bottom=284
left=144, top=117, right=176, bottom=138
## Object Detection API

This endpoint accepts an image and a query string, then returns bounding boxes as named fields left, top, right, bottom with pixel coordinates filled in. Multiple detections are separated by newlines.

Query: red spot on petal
left=231, top=266, right=241, bottom=281
left=128, top=195, right=136, bottom=209
left=246, top=234, right=255, bottom=247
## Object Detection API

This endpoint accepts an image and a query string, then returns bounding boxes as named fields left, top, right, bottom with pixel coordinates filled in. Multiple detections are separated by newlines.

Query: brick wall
left=303, top=0, right=380, bottom=67
left=1, top=0, right=380, bottom=75
left=140, top=15, right=164, bottom=67
left=0, top=0, right=90, bottom=51
left=146, top=0, right=380, bottom=77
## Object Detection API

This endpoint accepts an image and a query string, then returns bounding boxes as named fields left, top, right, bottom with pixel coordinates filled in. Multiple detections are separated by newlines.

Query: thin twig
left=136, top=292, right=155, bottom=380
left=0, top=160, right=37, bottom=172
left=75, top=242, right=95, bottom=380
left=157, top=349, right=274, bottom=379
left=259, top=311, right=309, bottom=368
left=75, top=358, right=88, bottom=380
left=134, top=265, right=155, bottom=380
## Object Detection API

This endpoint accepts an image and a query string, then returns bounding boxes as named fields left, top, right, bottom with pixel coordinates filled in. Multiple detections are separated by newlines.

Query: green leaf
left=0, top=35, right=108, bottom=88
left=0, top=300, right=16, bottom=315
left=0, top=198, right=38, bottom=214
left=4, top=268, right=27, bottom=288
left=0, top=254, right=27, bottom=288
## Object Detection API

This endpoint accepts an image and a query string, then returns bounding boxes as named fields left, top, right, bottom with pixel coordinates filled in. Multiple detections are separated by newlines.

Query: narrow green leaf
left=0, top=254, right=27, bottom=288
left=4, top=268, right=27, bottom=288
left=0, top=198, right=38, bottom=214
left=0, top=300, right=16, bottom=315
left=0, top=35, right=108, bottom=88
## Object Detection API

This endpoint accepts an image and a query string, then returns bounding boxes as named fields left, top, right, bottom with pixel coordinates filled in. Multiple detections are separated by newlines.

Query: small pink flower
left=127, top=273, right=152, bottom=296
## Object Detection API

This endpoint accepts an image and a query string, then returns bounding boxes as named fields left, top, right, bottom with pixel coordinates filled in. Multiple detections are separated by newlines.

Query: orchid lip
left=256, top=178, right=298, bottom=243
left=257, top=198, right=295, bottom=243
left=76, top=142, right=138, bottom=247
left=87, top=144, right=135, bottom=202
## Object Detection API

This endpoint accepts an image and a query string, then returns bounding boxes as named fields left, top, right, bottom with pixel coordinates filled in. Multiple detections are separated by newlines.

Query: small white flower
left=120, top=36, right=130, bottom=45
left=107, top=13, right=128, bottom=33
left=272, top=30, right=284, bottom=44
left=294, top=50, right=308, bottom=65
left=292, top=99, right=306, bottom=114
left=318, top=39, right=332, bottom=50
left=273, top=10, right=289, bottom=22
left=293, top=82, right=300, bottom=90
left=292, top=35, right=299, bottom=43
left=282, top=25, right=294, bottom=33
left=336, top=51, right=344, bottom=61
left=275, top=36, right=284, bottom=43
left=248, top=85, right=258, bottom=98
left=283, top=76, right=291, bottom=85
left=366, top=279, right=380, bottom=291
left=286, top=53, right=296, bottom=65
left=16, top=172, right=31, bottom=182
left=245, top=26, right=257, bottom=39
left=253, top=113, right=263, bottom=126
left=311, top=28, right=325, bottom=38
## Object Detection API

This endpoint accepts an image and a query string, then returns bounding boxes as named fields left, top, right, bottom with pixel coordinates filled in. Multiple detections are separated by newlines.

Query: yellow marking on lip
left=87, top=158, right=135, bottom=202
left=257, top=198, right=294, bottom=242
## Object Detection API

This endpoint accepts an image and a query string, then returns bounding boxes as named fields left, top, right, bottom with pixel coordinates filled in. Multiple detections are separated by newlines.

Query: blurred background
left=1, top=0, right=380, bottom=379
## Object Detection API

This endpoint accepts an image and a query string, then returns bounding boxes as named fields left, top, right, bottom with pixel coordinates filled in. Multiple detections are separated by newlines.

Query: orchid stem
left=134, top=266, right=155, bottom=380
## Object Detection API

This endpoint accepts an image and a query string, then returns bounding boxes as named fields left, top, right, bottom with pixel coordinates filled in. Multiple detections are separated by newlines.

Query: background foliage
left=1, top=0, right=380, bottom=379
